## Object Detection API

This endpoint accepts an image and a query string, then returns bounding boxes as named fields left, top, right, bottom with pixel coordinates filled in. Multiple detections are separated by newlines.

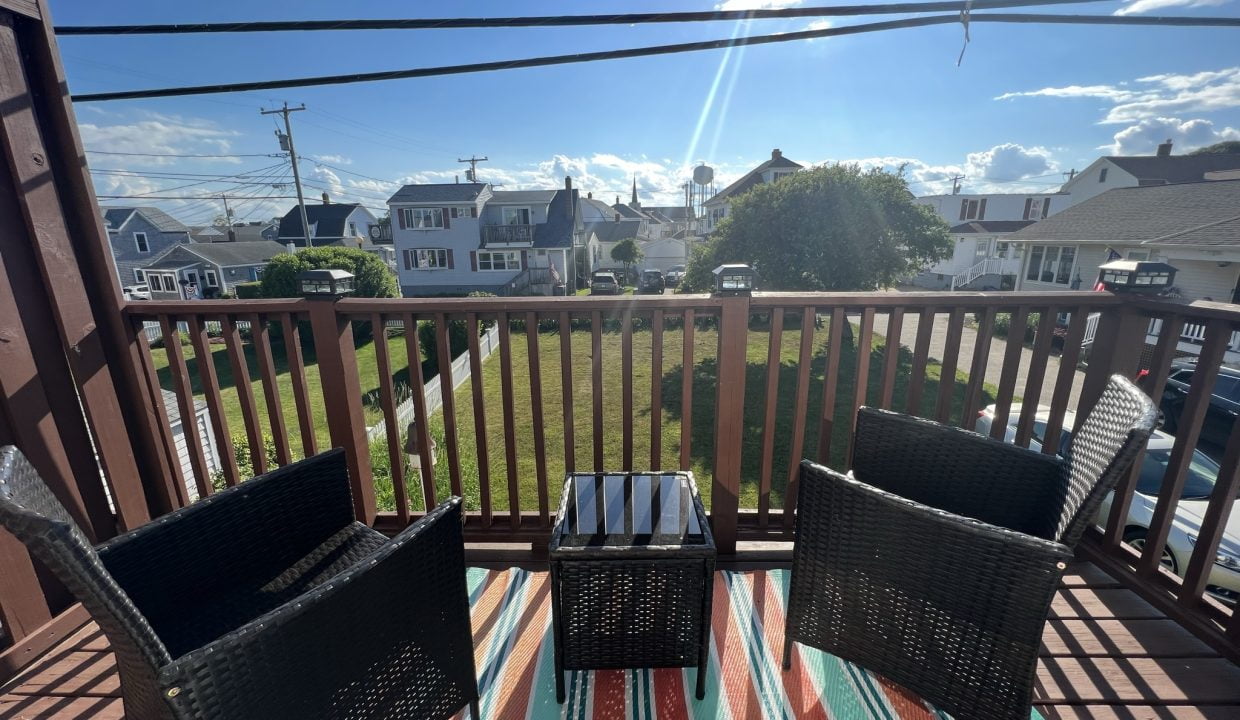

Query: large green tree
left=1189, top=141, right=1240, bottom=155
left=610, top=238, right=644, bottom=283
left=681, top=164, right=952, bottom=292
left=260, top=246, right=398, bottom=299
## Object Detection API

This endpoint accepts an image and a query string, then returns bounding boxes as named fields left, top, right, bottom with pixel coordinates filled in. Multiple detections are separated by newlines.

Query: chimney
left=455, top=175, right=459, bottom=184
left=1157, top=139, right=1173, bottom=157
left=772, top=149, right=782, bottom=159
left=615, top=196, right=620, bottom=205
left=565, top=176, right=572, bottom=191
left=615, top=213, right=620, bottom=222
left=587, top=191, right=592, bottom=199
left=321, top=192, right=330, bottom=204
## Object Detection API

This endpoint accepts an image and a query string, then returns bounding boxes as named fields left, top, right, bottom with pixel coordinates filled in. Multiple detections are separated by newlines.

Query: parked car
left=123, top=284, right=150, bottom=300
left=1161, top=361, right=1240, bottom=450
left=590, top=271, right=620, bottom=295
left=976, top=403, right=1240, bottom=603
left=638, top=269, right=666, bottom=295
left=666, top=265, right=686, bottom=287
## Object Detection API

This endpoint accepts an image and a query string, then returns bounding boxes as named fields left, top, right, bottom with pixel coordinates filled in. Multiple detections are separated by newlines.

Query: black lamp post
left=712, top=264, right=755, bottom=296
left=297, top=268, right=356, bottom=298
left=1095, top=260, right=1177, bottom=294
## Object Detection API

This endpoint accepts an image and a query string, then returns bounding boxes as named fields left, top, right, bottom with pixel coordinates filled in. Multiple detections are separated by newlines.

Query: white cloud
left=309, top=154, right=352, bottom=165
left=1102, top=116, right=1240, bottom=154
left=715, top=0, right=802, bottom=9
left=78, top=113, right=242, bottom=166
left=964, top=143, right=1056, bottom=182
left=1114, top=0, right=1228, bottom=15
left=996, top=67, right=1240, bottom=125
left=832, top=143, right=1060, bottom=194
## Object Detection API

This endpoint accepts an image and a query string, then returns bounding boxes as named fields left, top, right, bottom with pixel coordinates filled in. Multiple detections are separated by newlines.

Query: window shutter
left=521, top=250, right=528, bottom=270
left=471, top=206, right=478, bottom=218
left=978, top=198, right=987, bottom=220
left=1023, top=198, right=1033, bottom=220
left=451, top=207, right=458, bottom=219
left=403, top=249, right=412, bottom=270
left=959, top=200, right=968, bottom=221
left=443, top=207, right=451, bottom=230
left=447, top=249, right=455, bottom=269
left=470, top=251, right=478, bottom=271
left=1041, top=198, right=1050, bottom=219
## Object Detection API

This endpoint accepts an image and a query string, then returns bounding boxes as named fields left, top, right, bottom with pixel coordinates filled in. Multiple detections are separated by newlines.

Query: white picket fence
left=365, top=324, right=501, bottom=442
left=142, top=319, right=249, bottom=342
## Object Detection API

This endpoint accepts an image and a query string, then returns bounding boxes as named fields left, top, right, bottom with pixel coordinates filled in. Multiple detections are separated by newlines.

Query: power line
left=98, top=194, right=301, bottom=200
left=85, top=149, right=280, bottom=158
left=69, top=13, right=1240, bottom=103
left=51, top=0, right=1109, bottom=35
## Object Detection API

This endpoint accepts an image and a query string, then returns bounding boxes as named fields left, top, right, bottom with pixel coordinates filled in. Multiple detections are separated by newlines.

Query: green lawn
left=151, top=315, right=997, bottom=517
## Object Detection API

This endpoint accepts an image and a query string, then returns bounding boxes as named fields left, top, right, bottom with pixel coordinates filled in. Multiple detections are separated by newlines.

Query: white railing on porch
left=950, top=257, right=1007, bottom=291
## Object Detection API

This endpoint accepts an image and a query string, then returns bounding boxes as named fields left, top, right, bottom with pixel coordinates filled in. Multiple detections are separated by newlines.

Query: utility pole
left=220, top=194, right=235, bottom=242
left=949, top=174, right=965, bottom=195
left=1063, top=168, right=1077, bottom=182
left=458, top=155, right=488, bottom=183
left=261, top=103, right=311, bottom=248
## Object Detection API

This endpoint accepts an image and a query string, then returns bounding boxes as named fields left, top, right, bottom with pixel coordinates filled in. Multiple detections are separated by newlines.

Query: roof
left=647, top=206, right=692, bottom=221
left=581, top=197, right=623, bottom=219
left=612, top=203, right=646, bottom=220
left=160, top=388, right=207, bottom=421
left=103, top=206, right=189, bottom=233
left=1146, top=214, right=1240, bottom=247
left=585, top=221, right=641, bottom=244
left=181, top=241, right=286, bottom=266
left=644, top=209, right=674, bottom=223
left=142, top=254, right=199, bottom=270
left=387, top=182, right=488, bottom=204
left=1006, top=180, right=1240, bottom=246
left=706, top=151, right=803, bottom=204
left=488, top=190, right=556, bottom=205
left=1105, top=154, right=1240, bottom=186
left=949, top=220, right=1037, bottom=234
left=532, top=189, right=578, bottom=249
left=278, top=203, right=367, bottom=243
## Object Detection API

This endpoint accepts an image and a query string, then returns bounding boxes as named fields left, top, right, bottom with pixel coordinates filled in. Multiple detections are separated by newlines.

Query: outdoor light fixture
left=712, top=264, right=755, bottom=296
left=1096, top=260, right=1177, bottom=294
left=297, top=268, right=356, bottom=297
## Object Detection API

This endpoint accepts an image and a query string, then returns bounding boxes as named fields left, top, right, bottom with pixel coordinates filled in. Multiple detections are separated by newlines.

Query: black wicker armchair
left=0, top=447, right=479, bottom=720
left=782, top=375, right=1157, bottom=720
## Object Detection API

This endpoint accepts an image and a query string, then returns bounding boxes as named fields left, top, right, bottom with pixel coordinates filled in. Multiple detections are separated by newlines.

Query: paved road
left=871, top=298, right=1087, bottom=414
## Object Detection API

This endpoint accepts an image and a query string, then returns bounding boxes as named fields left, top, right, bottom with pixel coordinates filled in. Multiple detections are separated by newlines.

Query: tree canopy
left=681, top=164, right=952, bottom=292
left=260, top=246, right=398, bottom=299
left=1189, top=141, right=1240, bottom=155
left=610, top=238, right=644, bottom=279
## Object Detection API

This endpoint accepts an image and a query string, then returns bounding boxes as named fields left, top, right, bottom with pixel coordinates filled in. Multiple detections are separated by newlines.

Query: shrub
left=234, top=282, right=263, bottom=299
left=150, top=330, right=191, bottom=349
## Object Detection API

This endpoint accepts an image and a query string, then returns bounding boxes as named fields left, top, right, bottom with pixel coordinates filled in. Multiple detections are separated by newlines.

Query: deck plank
left=0, top=695, right=125, bottom=719
left=1050, top=588, right=1164, bottom=620
left=1035, top=657, right=1240, bottom=704
left=2, top=651, right=118, bottom=698
left=1037, top=705, right=1240, bottom=719
left=1041, top=619, right=1217, bottom=658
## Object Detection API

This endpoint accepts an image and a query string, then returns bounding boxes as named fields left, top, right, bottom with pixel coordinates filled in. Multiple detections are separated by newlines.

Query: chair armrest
left=158, top=498, right=477, bottom=720
left=851, top=407, right=1066, bottom=539
left=98, top=449, right=355, bottom=610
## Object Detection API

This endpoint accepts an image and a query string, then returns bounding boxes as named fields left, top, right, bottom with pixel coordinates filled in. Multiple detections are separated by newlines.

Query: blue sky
left=55, top=0, right=1240, bottom=226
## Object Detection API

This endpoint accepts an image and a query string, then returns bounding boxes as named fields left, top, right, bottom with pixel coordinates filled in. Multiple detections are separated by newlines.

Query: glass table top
left=554, top=473, right=709, bottom=549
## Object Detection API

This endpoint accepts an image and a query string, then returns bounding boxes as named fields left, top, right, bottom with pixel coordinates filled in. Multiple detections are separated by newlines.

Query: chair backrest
left=0, top=447, right=171, bottom=710
left=1056, top=375, right=1158, bottom=547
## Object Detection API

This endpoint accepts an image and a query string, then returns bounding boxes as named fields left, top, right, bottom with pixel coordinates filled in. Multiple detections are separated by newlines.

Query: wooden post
left=711, top=295, right=749, bottom=554
left=306, top=297, right=376, bottom=524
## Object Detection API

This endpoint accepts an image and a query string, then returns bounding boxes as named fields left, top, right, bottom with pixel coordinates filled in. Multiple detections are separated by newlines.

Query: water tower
left=691, top=163, right=715, bottom=221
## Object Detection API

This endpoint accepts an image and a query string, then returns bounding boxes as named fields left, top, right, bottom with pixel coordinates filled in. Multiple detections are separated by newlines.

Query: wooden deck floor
left=1, top=562, right=1237, bottom=719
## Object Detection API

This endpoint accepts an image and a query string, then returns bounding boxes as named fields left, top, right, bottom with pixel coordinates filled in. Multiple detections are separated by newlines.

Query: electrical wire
left=86, top=149, right=280, bottom=158
left=69, top=13, right=1240, bottom=103
left=51, top=0, right=1109, bottom=35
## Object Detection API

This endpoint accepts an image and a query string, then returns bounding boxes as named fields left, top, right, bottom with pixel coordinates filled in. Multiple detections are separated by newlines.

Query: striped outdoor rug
left=455, top=568, right=1041, bottom=720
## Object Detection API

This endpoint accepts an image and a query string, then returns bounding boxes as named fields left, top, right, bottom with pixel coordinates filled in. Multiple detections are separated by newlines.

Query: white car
left=665, top=265, right=686, bottom=286
left=975, top=404, right=1240, bottom=603
left=123, top=284, right=151, bottom=300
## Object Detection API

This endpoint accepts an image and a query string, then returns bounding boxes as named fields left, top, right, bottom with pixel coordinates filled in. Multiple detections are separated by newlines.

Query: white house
left=277, top=197, right=382, bottom=252
left=1059, top=141, right=1240, bottom=208
left=640, top=235, right=688, bottom=274
left=700, top=149, right=803, bottom=234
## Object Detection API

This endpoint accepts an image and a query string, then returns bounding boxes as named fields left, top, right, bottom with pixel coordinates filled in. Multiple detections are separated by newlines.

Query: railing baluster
left=1014, top=310, right=1057, bottom=448
left=622, top=311, right=634, bottom=471
left=222, top=315, right=266, bottom=476
left=1138, top=319, right=1232, bottom=579
left=559, top=311, right=575, bottom=474
left=434, top=313, right=462, bottom=498
left=280, top=313, right=317, bottom=457
left=878, top=308, right=904, bottom=410
left=961, top=306, right=997, bottom=426
left=817, top=307, right=845, bottom=465
left=159, top=315, right=212, bottom=499
left=403, top=313, right=437, bottom=513
left=1041, top=308, right=1089, bottom=456
left=497, top=312, right=520, bottom=528
left=759, top=307, right=785, bottom=528
left=905, top=307, right=935, bottom=416
left=136, top=319, right=190, bottom=507
left=851, top=308, right=875, bottom=431
left=1104, top=314, right=1185, bottom=548
left=466, top=313, right=492, bottom=526
left=990, top=306, right=1029, bottom=440
left=372, top=313, right=410, bottom=526
left=784, top=306, right=816, bottom=533
left=249, top=313, right=291, bottom=466
left=650, top=310, right=664, bottom=469
left=591, top=310, right=604, bottom=471
left=526, top=311, right=550, bottom=526
left=187, top=315, right=238, bottom=488
left=1180, top=415, right=1240, bottom=606
left=934, top=308, right=966, bottom=425
left=679, top=309, right=694, bottom=470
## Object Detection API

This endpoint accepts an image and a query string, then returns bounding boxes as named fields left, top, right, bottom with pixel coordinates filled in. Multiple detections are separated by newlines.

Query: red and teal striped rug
left=454, top=568, right=1041, bottom=719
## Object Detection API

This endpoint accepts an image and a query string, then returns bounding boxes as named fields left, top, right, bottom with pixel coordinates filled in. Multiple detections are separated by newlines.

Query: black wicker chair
left=0, top=447, right=479, bottom=720
left=782, top=375, right=1157, bottom=720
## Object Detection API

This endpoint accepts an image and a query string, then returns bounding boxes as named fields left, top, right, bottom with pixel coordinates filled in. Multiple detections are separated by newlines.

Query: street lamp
left=1096, top=260, right=1177, bottom=294
left=712, top=264, right=755, bottom=296
left=297, top=268, right=355, bottom=298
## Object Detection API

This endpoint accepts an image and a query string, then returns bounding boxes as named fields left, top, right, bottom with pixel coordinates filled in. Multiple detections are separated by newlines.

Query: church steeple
left=631, top=176, right=639, bottom=208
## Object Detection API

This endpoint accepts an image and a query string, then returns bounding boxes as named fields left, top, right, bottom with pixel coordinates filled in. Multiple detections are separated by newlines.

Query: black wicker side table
left=549, top=472, right=716, bottom=703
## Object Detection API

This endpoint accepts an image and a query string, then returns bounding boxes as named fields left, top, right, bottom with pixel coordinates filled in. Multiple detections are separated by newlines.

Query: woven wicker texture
left=0, top=447, right=479, bottom=720
left=784, top=375, right=1156, bottom=720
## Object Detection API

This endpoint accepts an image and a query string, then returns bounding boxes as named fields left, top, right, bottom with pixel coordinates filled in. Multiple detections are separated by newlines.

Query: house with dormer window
left=102, top=206, right=193, bottom=289
left=699, top=149, right=803, bottom=234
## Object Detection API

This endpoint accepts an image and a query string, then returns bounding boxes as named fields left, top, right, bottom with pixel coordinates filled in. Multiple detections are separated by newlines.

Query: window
left=205, top=270, right=219, bottom=287
left=134, top=232, right=150, bottom=253
left=147, top=274, right=162, bottom=292
left=478, top=251, right=521, bottom=271
left=1027, top=245, right=1076, bottom=285
left=996, top=241, right=1010, bottom=258
left=1126, top=250, right=1151, bottom=261
left=1099, top=168, right=1108, bottom=183
left=958, top=198, right=987, bottom=221
left=1023, top=197, right=1051, bottom=220
left=1026, top=246, right=1044, bottom=281
left=502, top=207, right=531, bottom=225
left=134, top=269, right=145, bottom=283
left=402, top=207, right=444, bottom=229
left=405, top=248, right=449, bottom=269
left=348, top=222, right=357, bottom=237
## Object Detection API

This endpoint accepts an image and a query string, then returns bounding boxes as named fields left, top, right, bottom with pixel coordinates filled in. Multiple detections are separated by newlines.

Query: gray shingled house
left=103, top=206, right=192, bottom=289
left=138, top=241, right=287, bottom=299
